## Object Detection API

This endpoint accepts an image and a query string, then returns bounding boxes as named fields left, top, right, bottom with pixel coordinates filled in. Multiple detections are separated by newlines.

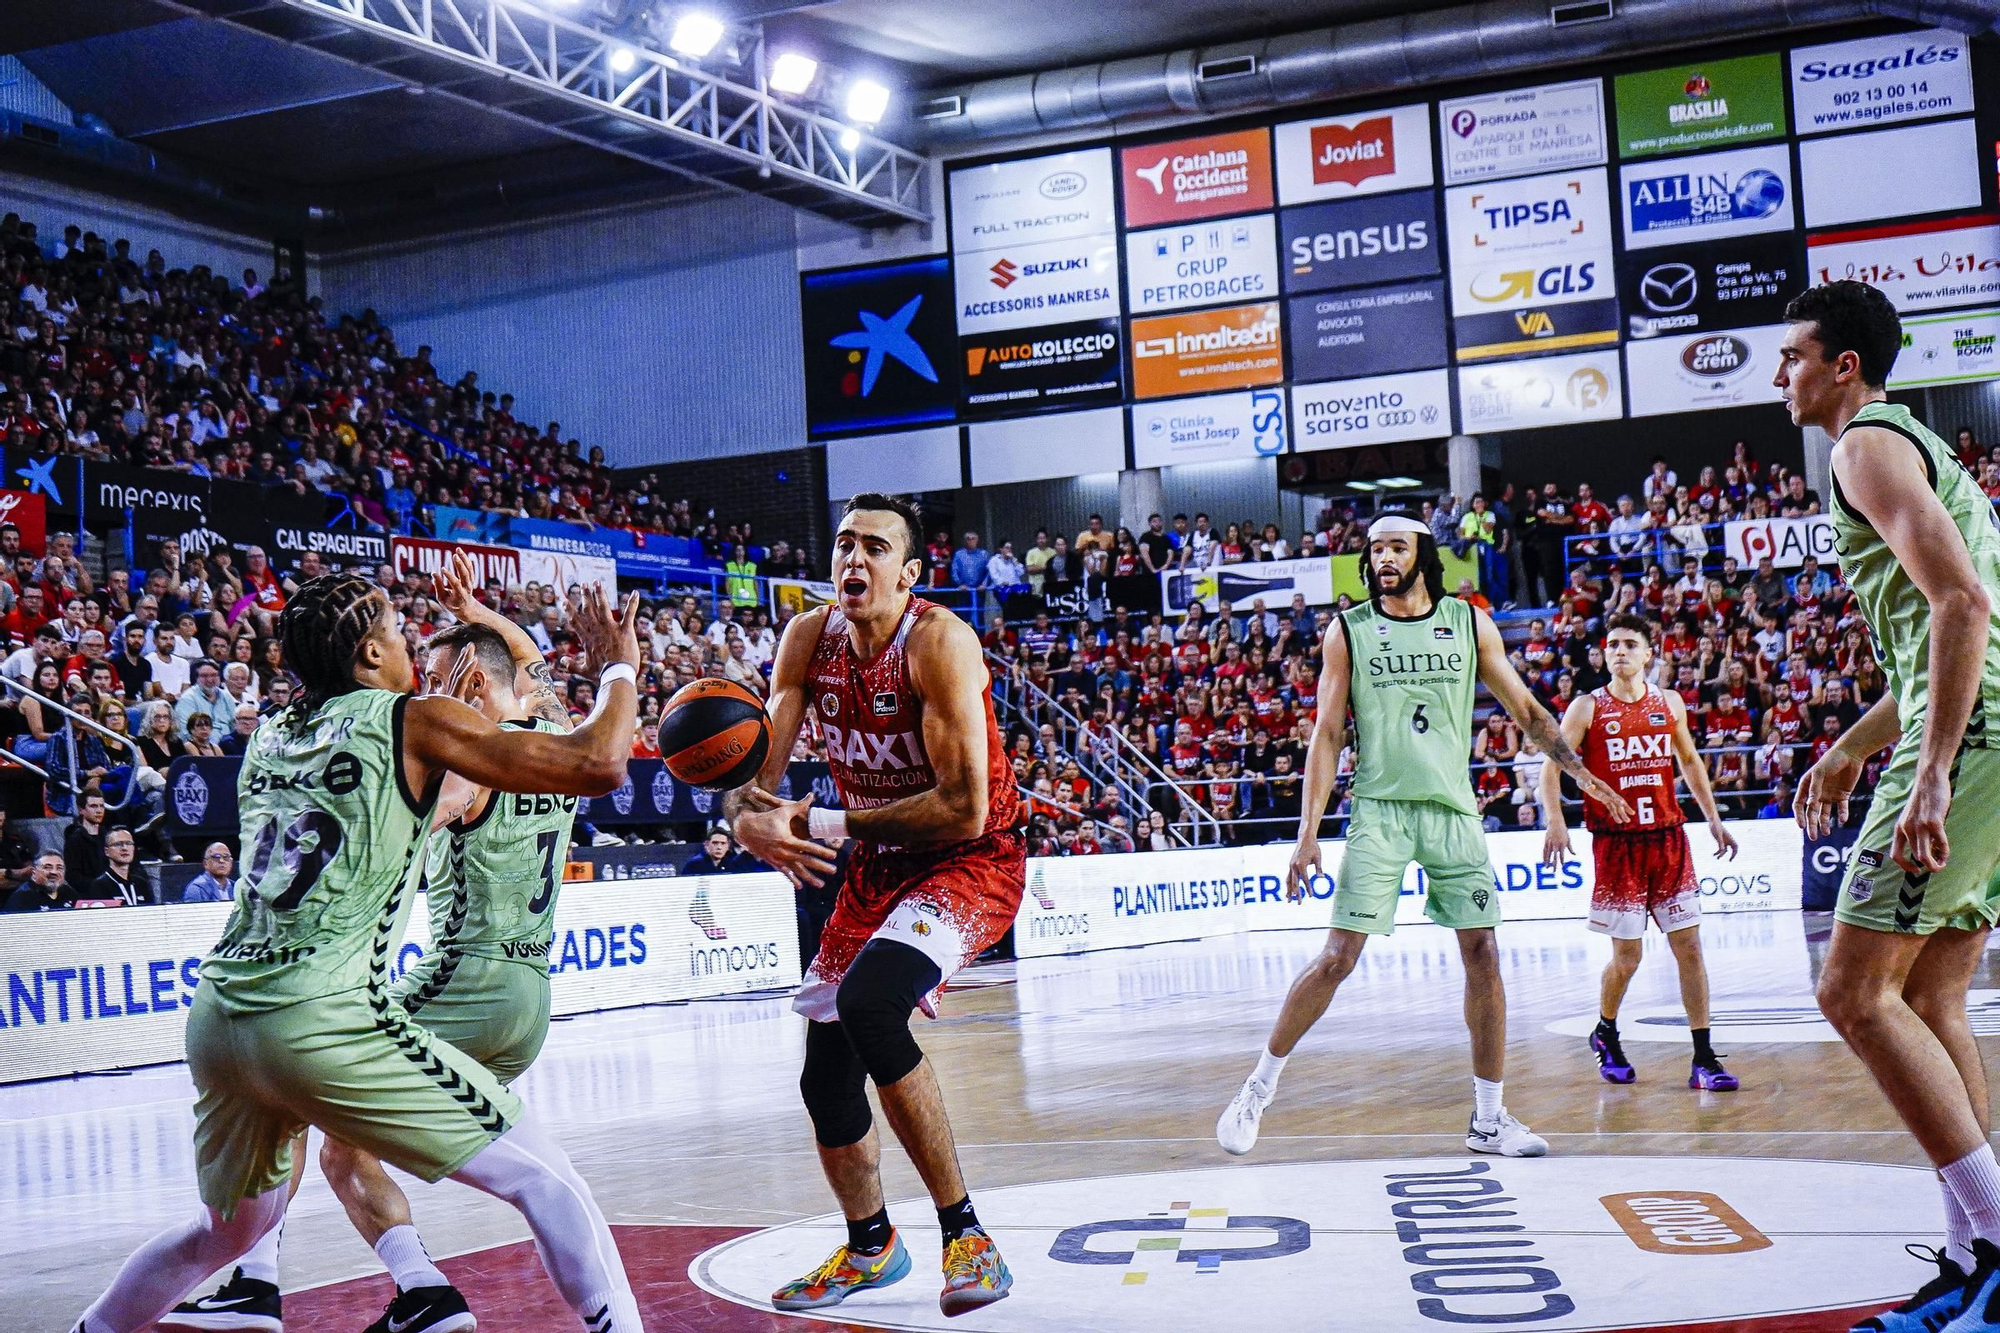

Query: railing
left=1561, top=518, right=1734, bottom=578
left=0, top=675, right=143, bottom=813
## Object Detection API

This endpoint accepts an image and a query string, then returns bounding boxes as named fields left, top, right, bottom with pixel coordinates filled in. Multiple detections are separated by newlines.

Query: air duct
left=918, top=0, right=2000, bottom=146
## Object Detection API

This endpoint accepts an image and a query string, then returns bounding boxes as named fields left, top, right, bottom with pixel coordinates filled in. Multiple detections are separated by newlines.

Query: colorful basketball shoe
left=1852, top=1245, right=1972, bottom=1332
left=1935, top=1238, right=2000, bottom=1332
left=771, top=1230, right=911, bottom=1311
left=1689, top=1057, right=1741, bottom=1092
left=1591, top=1027, right=1635, bottom=1084
left=940, top=1226, right=1013, bottom=1317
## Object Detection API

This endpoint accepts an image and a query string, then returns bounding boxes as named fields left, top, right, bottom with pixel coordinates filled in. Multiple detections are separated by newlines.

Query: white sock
left=1943, top=1145, right=2000, bottom=1247
left=1943, top=1174, right=1978, bottom=1268
left=375, top=1225, right=448, bottom=1293
left=1251, top=1049, right=1287, bottom=1094
left=1473, top=1077, right=1504, bottom=1126
left=237, top=1222, right=282, bottom=1285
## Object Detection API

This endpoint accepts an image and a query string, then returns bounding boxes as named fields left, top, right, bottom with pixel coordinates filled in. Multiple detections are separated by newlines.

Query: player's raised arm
left=1288, top=615, right=1351, bottom=900
left=1664, top=691, right=1736, bottom=860
left=1474, top=607, right=1632, bottom=823
left=1539, top=694, right=1595, bottom=867
left=434, top=548, right=572, bottom=731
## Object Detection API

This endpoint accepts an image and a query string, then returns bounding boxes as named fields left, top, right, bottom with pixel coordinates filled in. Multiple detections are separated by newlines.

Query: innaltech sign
left=1286, top=280, right=1448, bottom=381
left=1625, top=323, right=1786, bottom=417
left=1279, top=190, right=1439, bottom=295
left=1615, top=51, right=1787, bottom=159
left=1124, top=214, right=1279, bottom=314
left=1292, top=369, right=1452, bottom=452
left=1129, top=302, right=1284, bottom=399
left=1119, top=127, right=1274, bottom=227
left=1444, top=168, right=1615, bottom=313
left=1130, top=387, right=1288, bottom=468
left=948, top=146, right=1117, bottom=252
left=1807, top=215, right=2000, bottom=314
left=1273, top=103, right=1433, bottom=205
left=1620, top=144, right=1794, bottom=249
left=1617, top=233, right=1798, bottom=339
left=954, top=233, right=1120, bottom=335
left=1439, top=77, right=1607, bottom=185
left=1456, top=348, right=1623, bottom=432
left=1791, top=28, right=1973, bottom=136
left=1890, top=307, right=2000, bottom=389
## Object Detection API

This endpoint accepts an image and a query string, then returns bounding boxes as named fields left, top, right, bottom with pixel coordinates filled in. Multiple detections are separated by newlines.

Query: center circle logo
left=692, top=1157, right=1937, bottom=1332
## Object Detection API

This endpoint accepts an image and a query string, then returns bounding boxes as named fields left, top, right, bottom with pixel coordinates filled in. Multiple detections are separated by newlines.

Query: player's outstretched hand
left=1577, top=772, right=1633, bottom=824
left=1542, top=820, right=1572, bottom=869
left=1892, top=766, right=1953, bottom=875
left=735, top=792, right=839, bottom=889
left=1286, top=835, right=1322, bottom=902
left=433, top=549, right=496, bottom=626
left=571, top=584, right=641, bottom=673
left=1796, top=746, right=1860, bottom=840
left=1710, top=821, right=1739, bottom=861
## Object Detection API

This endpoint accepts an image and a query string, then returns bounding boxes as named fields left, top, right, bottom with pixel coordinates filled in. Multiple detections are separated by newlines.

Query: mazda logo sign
left=1641, top=263, right=1697, bottom=313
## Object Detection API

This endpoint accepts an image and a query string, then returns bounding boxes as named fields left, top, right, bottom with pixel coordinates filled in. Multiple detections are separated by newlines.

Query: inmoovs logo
left=1601, top=1191, right=1771, bottom=1254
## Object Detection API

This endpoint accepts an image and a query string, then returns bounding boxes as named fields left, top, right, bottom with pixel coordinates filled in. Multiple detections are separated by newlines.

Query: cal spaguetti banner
left=801, top=257, right=959, bottom=437
left=1287, top=280, right=1449, bottom=380
left=1280, top=190, right=1439, bottom=295
left=1614, top=51, right=1787, bottom=159
left=1618, top=232, right=1799, bottom=339
left=960, top=318, right=1125, bottom=418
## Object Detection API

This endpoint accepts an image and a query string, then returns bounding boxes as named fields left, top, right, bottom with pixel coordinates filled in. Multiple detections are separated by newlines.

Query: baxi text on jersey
left=822, top=724, right=926, bottom=772
left=1603, top=733, right=1672, bottom=763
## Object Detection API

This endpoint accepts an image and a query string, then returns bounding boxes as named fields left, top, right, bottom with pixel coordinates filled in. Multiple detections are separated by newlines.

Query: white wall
left=0, top=168, right=275, bottom=277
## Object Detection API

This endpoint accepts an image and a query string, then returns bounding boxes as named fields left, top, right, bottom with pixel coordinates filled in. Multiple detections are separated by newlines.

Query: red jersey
left=807, top=597, right=1019, bottom=845
left=1579, top=684, right=1684, bottom=833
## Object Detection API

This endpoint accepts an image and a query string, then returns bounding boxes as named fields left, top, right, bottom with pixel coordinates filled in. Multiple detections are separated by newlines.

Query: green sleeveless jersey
left=1339, top=595, right=1479, bottom=815
left=1830, top=401, right=2000, bottom=745
left=202, top=690, right=437, bottom=1014
left=413, top=718, right=577, bottom=973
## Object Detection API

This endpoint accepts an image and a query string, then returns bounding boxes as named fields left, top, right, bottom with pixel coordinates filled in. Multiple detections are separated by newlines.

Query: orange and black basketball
left=658, top=678, right=771, bottom=791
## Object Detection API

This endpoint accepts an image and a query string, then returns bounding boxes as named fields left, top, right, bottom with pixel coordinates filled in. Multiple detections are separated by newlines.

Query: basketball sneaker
left=771, top=1229, right=911, bottom=1311
left=1591, top=1027, right=1635, bottom=1083
left=360, top=1285, right=475, bottom=1333
left=1216, top=1077, right=1274, bottom=1156
left=940, top=1226, right=1013, bottom=1317
left=1933, top=1238, right=2000, bottom=1331
left=1689, top=1057, right=1740, bottom=1092
left=157, top=1268, right=282, bottom=1333
left=1467, top=1111, right=1549, bottom=1157
left=1850, top=1245, right=1972, bottom=1331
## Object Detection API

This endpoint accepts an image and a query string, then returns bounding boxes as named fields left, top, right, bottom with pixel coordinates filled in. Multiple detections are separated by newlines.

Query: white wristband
left=807, top=807, right=849, bottom=842
left=597, top=662, right=637, bottom=690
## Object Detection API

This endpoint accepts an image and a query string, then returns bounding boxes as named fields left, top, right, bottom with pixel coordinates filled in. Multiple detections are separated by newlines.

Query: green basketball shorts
left=392, top=952, right=553, bottom=1086
left=1333, top=796, right=1501, bottom=936
left=186, top=983, right=522, bottom=1217
left=1837, top=742, right=2000, bottom=936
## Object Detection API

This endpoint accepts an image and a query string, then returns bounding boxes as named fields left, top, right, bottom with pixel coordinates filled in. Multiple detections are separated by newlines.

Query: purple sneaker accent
left=1689, top=1060, right=1740, bottom=1091
left=1590, top=1031, right=1635, bottom=1084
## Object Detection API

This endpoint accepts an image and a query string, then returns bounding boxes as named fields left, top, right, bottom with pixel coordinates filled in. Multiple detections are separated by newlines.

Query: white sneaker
left=1466, top=1110, right=1548, bottom=1157
left=1217, top=1078, right=1273, bottom=1156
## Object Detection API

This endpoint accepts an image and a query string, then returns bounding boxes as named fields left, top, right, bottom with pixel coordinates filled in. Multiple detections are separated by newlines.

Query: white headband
left=1366, top=515, right=1430, bottom=541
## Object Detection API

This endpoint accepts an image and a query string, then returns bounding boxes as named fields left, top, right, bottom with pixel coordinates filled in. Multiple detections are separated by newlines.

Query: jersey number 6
left=1411, top=703, right=1429, bottom=735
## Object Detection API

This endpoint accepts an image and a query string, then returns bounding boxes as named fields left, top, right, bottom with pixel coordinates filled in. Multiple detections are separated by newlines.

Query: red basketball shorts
left=794, top=830, right=1026, bottom=1023
left=1589, top=826, right=1701, bottom=939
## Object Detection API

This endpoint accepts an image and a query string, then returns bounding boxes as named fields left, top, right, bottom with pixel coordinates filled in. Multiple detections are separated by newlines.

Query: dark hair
left=840, top=492, right=925, bottom=566
left=425, top=621, right=515, bottom=689
left=276, top=573, right=383, bottom=735
left=1359, top=532, right=1447, bottom=605
left=1783, top=280, right=1902, bottom=387
left=1604, top=613, right=1654, bottom=645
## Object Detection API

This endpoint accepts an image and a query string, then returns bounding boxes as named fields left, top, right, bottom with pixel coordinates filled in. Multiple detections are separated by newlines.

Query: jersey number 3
left=528, top=830, right=560, bottom=916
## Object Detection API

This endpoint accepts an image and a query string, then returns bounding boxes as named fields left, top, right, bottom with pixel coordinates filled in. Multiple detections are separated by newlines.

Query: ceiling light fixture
left=669, top=12, right=725, bottom=57
left=845, top=78, right=890, bottom=124
left=769, top=51, right=818, bottom=95
left=838, top=127, right=861, bottom=151
left=609, top=45, right=638, bottom=73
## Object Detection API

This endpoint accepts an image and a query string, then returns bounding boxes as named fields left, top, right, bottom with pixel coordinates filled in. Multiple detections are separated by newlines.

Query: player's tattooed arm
left=521, top=660, right=574, bottom=731
left=1473, top=608, right=1632, bottom=822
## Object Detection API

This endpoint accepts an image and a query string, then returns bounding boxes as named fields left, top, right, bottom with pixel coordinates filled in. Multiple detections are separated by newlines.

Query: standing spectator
left=1531, top=483, right=1574, bottom=604
left=4, top=851, right=71, bottom=911
left=725, top=544, right=760, bottom=609
left=985, top=541, right=1025, bottom=590
left=1185, top=513, right=1218, bottom=569
left=1075, top=514, right=1115, bottom=557
left=1138, top=514, right=1173, bottom=573
left=182, top=842, right=236, bottom=902
left=1458, top=494, right=1501, bottom=597
left=950, top=531, right=990, bottom=589
left=1024, top=530, right=1055, bottom=593
left=925, top=531, right=953, bottom=588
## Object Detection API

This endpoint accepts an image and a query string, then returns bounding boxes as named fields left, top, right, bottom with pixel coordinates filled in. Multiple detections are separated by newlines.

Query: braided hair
left=277, top=572, right=386, bottom=736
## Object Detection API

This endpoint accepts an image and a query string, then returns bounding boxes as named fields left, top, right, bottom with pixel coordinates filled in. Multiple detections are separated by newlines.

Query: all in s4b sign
left=1620, top=144, right=1794, bottom=250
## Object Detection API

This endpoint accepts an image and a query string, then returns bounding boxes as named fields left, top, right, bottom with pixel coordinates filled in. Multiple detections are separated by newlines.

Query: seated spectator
left=682, top=826, right=753, bottom=875
left=181, top=842, right=236, bottom=902
left=4, top=850, right=71, bottom=911
left=219, top=702, right=262, bottom=756
left=84, top=827, right=142, bottom=906
left=0, top=808, right=31, bottom=894
left=182, top=712, right=224, bottom=757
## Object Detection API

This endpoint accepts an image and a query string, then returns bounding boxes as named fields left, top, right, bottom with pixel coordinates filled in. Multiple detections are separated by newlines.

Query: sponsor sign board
left=1799, top=118, right=1981, bottom=230
left=1129, top=302, right=1284, bottom=399
left=519, top=547, right=619, bottom=597
left=1807, top=215, right=2000, bottom=313
left=1286, top=280, right=1448, bottom=380
left=801, top=257, right=958, bottom=436
left=1453, top=298, right=1620, bottom=362
left=1119, top=127, right=1274, bottom=227
left=1620, top=143, right=1795, bottom=249
left=1890, top=306, right=2000, bottom=388
left=1161, top=555, right=1334, bottom=615
left=1791, top=28, right=1973, bottom=136
left=1279, top=190, right=1439, bottom=294
left=1618, top=233, right=1798, bottom=338
left=969, top=406, right=1127, bottom=486
left=1625, top=323, right=1786, bottom=417
left=960, top=317, right=1124, bottom=416
left=1130, top=387, right=1288, bottom=468
left=1124, top=214, right=1280, bottom=314
left=1615, top=52, right=1787, bottom=158
left=1273, top=103, right=1433, bottom=205
left=1292, top=369, right=1452, bottom=452
left=1440, top=77, right=1608, bottom=184
left=948, top=147, right=1117, bottom=252
left=390, top=533, right=520, bottom=587
left=1724, top=514, right=1836, bottom=570
left=1444, top=168, right=1615, bottom=313
left=0, top=488, right=46, bottom=555
left=954, top=233, right=1119, bottom=335
left=1456, top=349, right=1623, bottom=431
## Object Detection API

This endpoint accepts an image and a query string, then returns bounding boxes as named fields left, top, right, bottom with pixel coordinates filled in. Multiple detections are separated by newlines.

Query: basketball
left=658, top=678, right=771, bottom=791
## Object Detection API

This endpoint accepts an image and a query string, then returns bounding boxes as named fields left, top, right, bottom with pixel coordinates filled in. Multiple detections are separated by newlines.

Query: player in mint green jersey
left=1783, top=282, right=2000, bottom=1333
left=1217, top=514, right=1631, bottom=1160
left=74, top=574, right=648, bottom=1333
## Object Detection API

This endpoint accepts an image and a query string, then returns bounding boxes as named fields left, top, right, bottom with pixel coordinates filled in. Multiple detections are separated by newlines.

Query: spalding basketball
left=658, top=678, right=771, bottom=791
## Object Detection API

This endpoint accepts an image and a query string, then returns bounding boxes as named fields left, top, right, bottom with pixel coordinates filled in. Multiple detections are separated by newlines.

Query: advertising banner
left=969, top=406, right=1127, bottom=487
left=1129, top=302, right=1284, bottom=399
left=1618, top=232, right=1799, bottom=339
left=1890, top=306, right=2000, bottom=388
left=1291, top=368, right=1453, bottom=452
left=1444, top=168, right=1615, bottom=314
left=1625, top=323, right=1787, bottom=417
left=1614, top=52, right=1787, bottom=158
left=433, top=505, right=509, bottom=546
left=1790, top=28, right=1973, bottom=136
left=1161, top=556, right=1332, bottom=615
left=1799, top=118, right=1981, bottom=230
left=1279, top=190, right=1439, bottom=294
left=1124, top=214, right=1280, bottom=314
left=1014, top=819, right=1799, bottom=958
left=1439, top=77, right=1608, bottom=184
left=390, top=533, right=520, bottom=587
left=0, top=875, right=801, bottom=1084
left=508, top=515, right=619, bottom=564
left=1456, top=349, right=1623, bottom=432
left=1620, top=143, right=1795, bottom=249
left=801, top=257, right=958, bottom=437
left=607, top=530, right=715, bottom=581
left=1119, top=127, right=1274, bottom=227
left=1273, top=103, right=1433, bottom=205
left=1803, top=825, right=1860, bottom=911
left=1130, top=387, right=1287, bottom=468
left=519, top=548, right=619, bottom=597
left=960, top=318, right=1124, bottom=417
left=1453, top=298, right=1620, bottom=363
left=953, top=233, right=1120, bottom=335
left=948, top=147, right=1118, bottom=252
left=1286, top=279, right=1448, bottom=380
left=252, top=520, right=388, bottom=571
left=0, top=488, right=46, bottom=554
left=1723, top=514, right=1836, bottom=569
left=1807, top=215, right=2000, bottom=314
left=768, top=576, right=838, bottom=617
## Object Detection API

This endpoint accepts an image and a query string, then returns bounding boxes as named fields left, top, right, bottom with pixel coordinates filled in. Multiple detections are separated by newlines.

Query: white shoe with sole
left=1216, top=1078, right=1273, bottom=1156
left=1466, top=1110, right=1549, bottom=1157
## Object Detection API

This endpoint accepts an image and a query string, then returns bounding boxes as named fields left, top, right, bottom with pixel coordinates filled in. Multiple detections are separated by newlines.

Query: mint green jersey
left=1339, top=595, right=1480, bottom=816
left=1830, top=401, right=2000, bottom=745
left=203, top=690, right=436, bottom=1014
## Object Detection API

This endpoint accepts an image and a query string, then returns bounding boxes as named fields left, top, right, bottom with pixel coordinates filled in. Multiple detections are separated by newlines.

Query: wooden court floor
left=5, top=910, right=1989, bottom=1331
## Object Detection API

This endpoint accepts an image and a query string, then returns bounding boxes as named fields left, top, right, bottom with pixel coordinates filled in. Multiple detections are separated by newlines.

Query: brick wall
left=613, top=445, right=826, bottom=565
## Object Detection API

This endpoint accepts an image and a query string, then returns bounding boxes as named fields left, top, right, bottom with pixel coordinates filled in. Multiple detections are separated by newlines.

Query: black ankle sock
left=847, top=1207, right=892, bottom=1255
left=938, top=1196, right=979, bottom=1245
left=1692, top=1028, right=1716, bottom=1064
left=1595, top=1015, right=1619, bottom=1037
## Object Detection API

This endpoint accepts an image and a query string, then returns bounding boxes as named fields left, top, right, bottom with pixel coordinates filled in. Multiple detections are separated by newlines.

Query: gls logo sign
left=1468, top=263, right=1599, bottom=303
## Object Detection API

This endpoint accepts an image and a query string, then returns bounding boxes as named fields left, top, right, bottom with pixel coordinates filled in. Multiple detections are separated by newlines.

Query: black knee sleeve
left=834, top=939, right=942, bottom=1087
left=800, top=1020, right=871, bottom=1148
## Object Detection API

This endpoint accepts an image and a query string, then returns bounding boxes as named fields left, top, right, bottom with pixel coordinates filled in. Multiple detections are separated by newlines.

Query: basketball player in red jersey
left=1539, top=614, right=1742, bottom=1091
left=730, top=492, right=1022, bottom=1318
